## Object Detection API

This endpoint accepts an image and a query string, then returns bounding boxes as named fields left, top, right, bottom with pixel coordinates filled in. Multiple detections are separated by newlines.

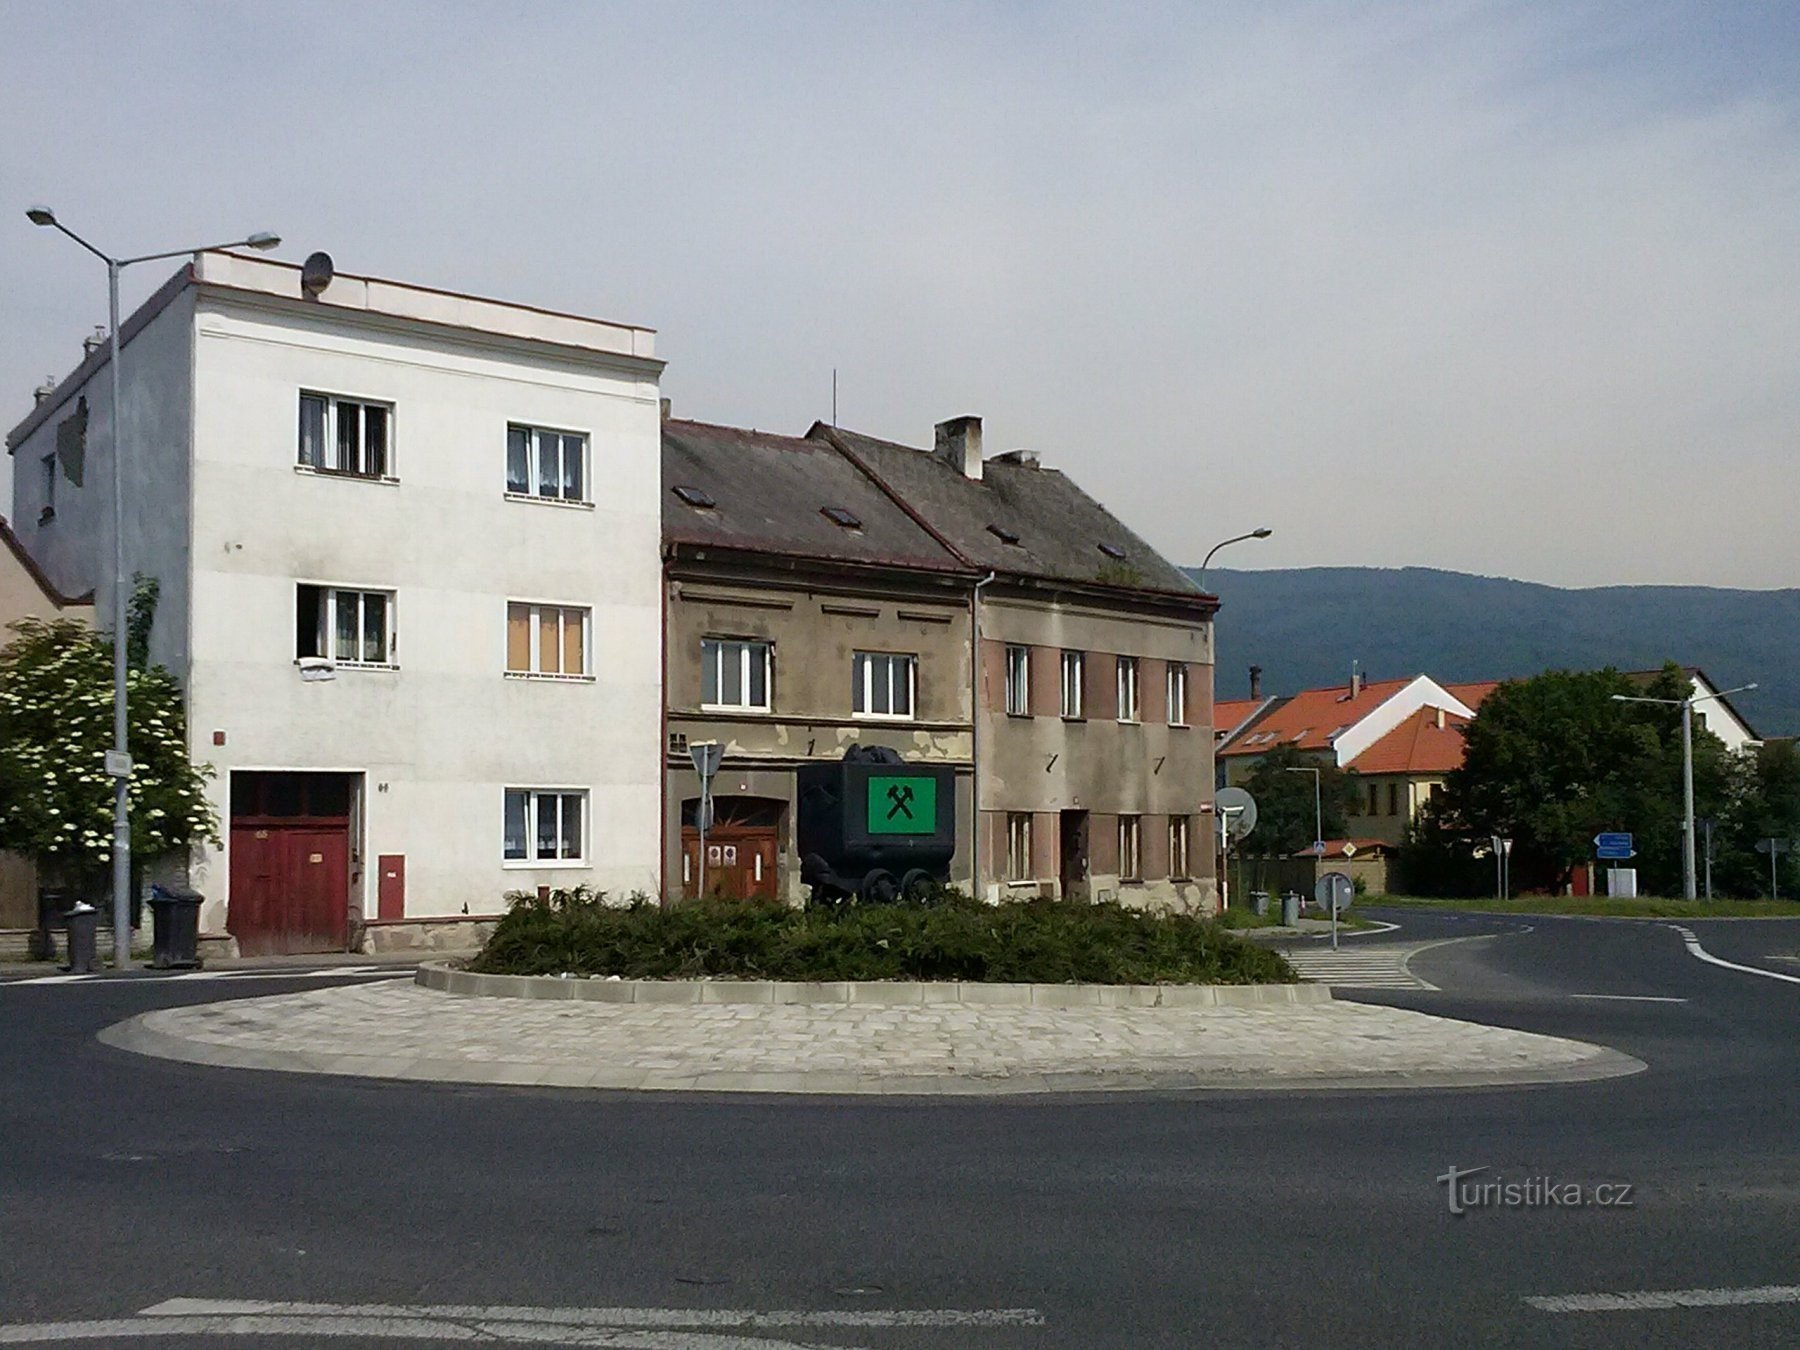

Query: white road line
left=1669, top=925, right=1800, bottom=987
left=0, top=1314, right=855, bottom=1346
left=1526, top=1283, right=1800, bottom=1313
left=1569, top=994, right=1688, bottom=1003
left=140, top=1300, right=1045, bottom=1328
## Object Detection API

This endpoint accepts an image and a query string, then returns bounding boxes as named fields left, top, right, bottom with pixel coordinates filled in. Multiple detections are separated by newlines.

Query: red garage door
left=228, top=772, right=355, bottom=956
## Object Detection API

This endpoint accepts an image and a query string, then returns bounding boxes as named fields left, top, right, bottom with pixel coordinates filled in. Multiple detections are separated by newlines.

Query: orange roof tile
left=1348, top=707, right=1472, bottom=775
left=1443, top=680, right=1500, bottom=710
left=1213, top=697, right=1267, bottom=735
left=1216, top=677, right=1413, bottom=756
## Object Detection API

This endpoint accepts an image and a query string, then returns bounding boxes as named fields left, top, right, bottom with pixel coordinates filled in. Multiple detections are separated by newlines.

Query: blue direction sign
left=1595, top=832, right=1635, bottom=860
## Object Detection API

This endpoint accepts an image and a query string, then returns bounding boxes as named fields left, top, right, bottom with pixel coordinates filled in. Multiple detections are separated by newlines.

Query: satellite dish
left=1215, top=786, right=1258, bottom=840
left=300, top=251, right=335, bottom=299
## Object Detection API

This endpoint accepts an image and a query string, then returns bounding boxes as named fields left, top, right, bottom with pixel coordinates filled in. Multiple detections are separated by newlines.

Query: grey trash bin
left=148, top=885, right=204, bottom=970
left=63, top=901, right=99, bottom=975
left=1280, top=891, right=1301, bottom=926
left=1250, top=890, right=1270, bottom=917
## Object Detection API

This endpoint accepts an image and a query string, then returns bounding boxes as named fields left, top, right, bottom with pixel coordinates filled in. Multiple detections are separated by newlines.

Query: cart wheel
left=858, top=869, right=899, bottom=904
left=899, top=869, right=936, bottom=904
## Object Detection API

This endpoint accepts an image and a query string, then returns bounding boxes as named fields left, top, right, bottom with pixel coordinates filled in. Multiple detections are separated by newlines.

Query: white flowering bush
left=0, top=618, right=217, bottom=884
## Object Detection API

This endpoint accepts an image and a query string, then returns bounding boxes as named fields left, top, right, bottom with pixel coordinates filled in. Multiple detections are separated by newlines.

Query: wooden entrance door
left=228, top=772, right=355, bottom=955
left=680, top=797, right=781, bottom=900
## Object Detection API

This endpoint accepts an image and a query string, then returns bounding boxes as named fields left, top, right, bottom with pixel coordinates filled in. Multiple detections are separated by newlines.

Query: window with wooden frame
left=1006, top=813, right=1033, bottom=882
left=296, top=585, right=395, bottom=666
left=701, top=637, right=771, bottom=711
left=853, top=651, right=916, bottom=720
left=503, top=788, right=587, bottom=865
left=299, top=392, right=391, bottom=479
left=1167, top=662, right=1189, bottom=726
left=507, top=603, right=591, bottom=678
left=1060, top=650, right=1085, bottom=719
left=506, top=423, right=588, bottom=503
left=1170, top=816, right=1191, bottom=880
left=1004, top=644, right=1031, bottom=716
left=1118, top=814, right=1142, bottom=881
left=1116, top=656, right=1141, bottom=723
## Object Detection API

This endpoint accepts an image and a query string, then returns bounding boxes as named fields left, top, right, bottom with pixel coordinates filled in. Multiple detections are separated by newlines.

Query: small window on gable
left=822, top=506, right=862, bottom=530
left=672, top=485, right=715, bottom=509
left=1098, top=542, right=1127, bottom=560
left=987, top=524, right=1021, bottom=545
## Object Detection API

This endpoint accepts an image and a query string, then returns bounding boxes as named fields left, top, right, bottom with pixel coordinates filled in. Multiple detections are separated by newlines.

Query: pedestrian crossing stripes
left=4, top=966, right=411, bottom=987
left=1281, top=946, right=1437, bottom=990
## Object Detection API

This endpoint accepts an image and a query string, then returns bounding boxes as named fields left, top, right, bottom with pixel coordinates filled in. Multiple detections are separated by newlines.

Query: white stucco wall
left=183, top=289, right=664, bottom=930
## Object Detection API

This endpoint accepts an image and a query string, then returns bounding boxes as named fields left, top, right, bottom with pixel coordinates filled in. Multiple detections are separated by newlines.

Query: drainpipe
left=970, top=570, right=996, bottom=901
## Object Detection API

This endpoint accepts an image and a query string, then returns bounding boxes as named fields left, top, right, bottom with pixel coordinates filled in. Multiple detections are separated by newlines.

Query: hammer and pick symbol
left=885, top=784, right=916, bottom=820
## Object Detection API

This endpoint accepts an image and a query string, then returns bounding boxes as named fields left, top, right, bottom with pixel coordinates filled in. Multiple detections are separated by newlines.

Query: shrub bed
left=471, top=889, right=1296, bottom=985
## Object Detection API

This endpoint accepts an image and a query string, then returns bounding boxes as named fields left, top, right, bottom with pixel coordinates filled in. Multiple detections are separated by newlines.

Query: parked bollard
left=1280, top=891, right=1301, bottom=926
left=62, top=902, right=99, bottom=975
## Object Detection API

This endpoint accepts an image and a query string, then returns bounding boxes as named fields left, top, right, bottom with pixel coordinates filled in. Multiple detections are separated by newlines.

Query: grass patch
left=471, top=889, right=1296, bottom=985
left=1367, top=895, right=1800, bottom=919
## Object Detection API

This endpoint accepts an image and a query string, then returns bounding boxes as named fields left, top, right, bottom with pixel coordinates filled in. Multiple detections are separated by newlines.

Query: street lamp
left=26, top=207, right=279, bottom=969
left=1283, top=765, right=1324, bottom=858
left=1197, top=527, right=1272, bottom=589
left=1612, top=682, right=1758, bottom=901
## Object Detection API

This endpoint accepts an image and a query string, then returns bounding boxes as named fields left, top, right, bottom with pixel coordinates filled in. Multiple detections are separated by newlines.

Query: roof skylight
left=1098, top=542, right=1127, bottom=560
left=672, top=485, right=715, bottom=509
left=987, top=523, right=1021, bottom=545
left=821, top=506, right=863, bottom=530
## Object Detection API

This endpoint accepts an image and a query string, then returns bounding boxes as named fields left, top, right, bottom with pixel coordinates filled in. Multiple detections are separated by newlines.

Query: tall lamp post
left=1197, top=527, right=1273, bottom=589
left=26, top=208, right=279, bottom=969
left=1612, top=682, right=1757, bottom=902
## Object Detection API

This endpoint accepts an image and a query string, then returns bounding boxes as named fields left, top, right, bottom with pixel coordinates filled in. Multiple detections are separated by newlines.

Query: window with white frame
left=1118, top=814, right=1142, bottom=880
left=506, top=424, right=588, bottom=503
left=1170, top=816, right=1190, bottom=879
left=1004, top=644, right=1031, bottom=716
left=1006, top=813, right=1033, bottom=882
left=701, top=637, right=771, bottom=711
left=853, top=651, right=916, bottom=719
left=1116, top=656, right=1141, bottom=722
left=297, top=585, right=395, bottom=666
left=507, top=602, right=590, bottom=677
left=1167, top=662, right=1189, bottom=726
left=299, top=393, right=390, bottom=478
left=1061, top=650, right=1085, bottom=719
left=503, top=788, right=587, bottom=864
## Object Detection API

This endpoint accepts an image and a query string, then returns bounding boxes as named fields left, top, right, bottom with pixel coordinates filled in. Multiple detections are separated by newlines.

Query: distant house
left=1625, top=668, right=1761, bottom=752
left=0, top=515, right=94, bottom=929
left=1216, top=672, right=1494, bottom=847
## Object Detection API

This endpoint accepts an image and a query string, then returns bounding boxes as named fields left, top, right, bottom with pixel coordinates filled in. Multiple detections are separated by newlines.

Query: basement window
left=821, top=506, right=863, bottom=530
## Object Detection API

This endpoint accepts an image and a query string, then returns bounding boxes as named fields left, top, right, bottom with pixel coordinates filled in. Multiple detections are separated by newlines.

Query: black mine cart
left=796, top=747, right=957, bottom=903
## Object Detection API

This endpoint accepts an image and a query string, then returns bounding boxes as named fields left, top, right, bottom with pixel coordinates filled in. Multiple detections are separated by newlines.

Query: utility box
left=796, top=746, right=956, bottom=903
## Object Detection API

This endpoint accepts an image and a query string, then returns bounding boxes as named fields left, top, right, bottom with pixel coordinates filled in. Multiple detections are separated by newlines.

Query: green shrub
left=471, top=888, right=1295, bottom=985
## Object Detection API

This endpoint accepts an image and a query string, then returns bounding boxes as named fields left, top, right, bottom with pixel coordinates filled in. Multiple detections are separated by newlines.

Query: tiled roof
left=662, top=419, right=969, bottom=573
left=1216, top=678, right=1413, bottom=756
left=1213, top=697, right=1269, bottom=738
left=0, top=515, right=92, bottom=609
left=1347, top=707, right=1472, bottom=775
left=1443, top=680, right=1500, bottom=709
left=813, top=424, right=1203, bottom=598
left=1291, top=838, right=1394, bottom=858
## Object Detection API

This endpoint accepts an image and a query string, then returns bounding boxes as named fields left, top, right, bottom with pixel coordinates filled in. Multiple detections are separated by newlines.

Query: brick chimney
left=33, top=378, right=57, bottom=406
left=1249, top=665, right=1262, bottom=699
left=83, top=326, right=108, bottom=358
left=934, top=415, right=983, bottom=480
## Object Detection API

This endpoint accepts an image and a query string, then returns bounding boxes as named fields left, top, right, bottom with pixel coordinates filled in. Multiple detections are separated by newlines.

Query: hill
left=1192, top=566, right=1800, bottom=737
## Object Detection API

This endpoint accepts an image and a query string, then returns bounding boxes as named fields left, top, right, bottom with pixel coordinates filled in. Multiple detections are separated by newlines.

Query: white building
left=6, top=252, right=665, bottom=954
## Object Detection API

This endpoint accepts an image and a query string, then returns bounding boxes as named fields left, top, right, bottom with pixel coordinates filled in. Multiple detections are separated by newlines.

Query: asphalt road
left=1, top=914, right=1797, bottom=1348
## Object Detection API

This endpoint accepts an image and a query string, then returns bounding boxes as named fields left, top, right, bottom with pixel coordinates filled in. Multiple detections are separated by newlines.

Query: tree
left=1237, top=745, right=1359, bottom=857
left=0, top=617, right=217, bottom=894
left=1430, top=664, right=1728, bottom=894
left=1714, top=740, right=1800, bottom=898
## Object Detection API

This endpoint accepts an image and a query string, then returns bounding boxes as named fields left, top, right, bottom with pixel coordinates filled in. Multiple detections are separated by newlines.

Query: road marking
left=0, top=1300, right=1044, bottom=1346
left=1568, top=994, right=1688, bottom=1003
left=1280, top=948, right=1437, bottom=990
left=1668, top=925, right=1800, bottom=987
left=1526, top=1283, right=1800, bottom=1313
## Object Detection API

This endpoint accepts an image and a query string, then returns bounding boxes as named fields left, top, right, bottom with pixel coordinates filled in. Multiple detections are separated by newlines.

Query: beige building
left=0, top=516, right=94, bottom=929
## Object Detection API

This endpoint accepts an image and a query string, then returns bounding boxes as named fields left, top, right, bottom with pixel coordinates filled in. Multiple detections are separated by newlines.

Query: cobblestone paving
left=100, top=982, right=1646, bottom=1094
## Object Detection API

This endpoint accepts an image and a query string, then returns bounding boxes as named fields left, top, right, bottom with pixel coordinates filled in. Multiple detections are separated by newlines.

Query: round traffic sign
left=1314, top=871, right=1354, bottom=913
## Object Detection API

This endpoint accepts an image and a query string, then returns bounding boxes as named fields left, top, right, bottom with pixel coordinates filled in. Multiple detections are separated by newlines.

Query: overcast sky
left=4, top=1, right=1797, bottom=588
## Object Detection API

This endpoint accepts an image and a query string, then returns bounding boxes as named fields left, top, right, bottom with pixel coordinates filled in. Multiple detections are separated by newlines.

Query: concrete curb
left=95, top=1012, right=1647, bottom=1096
left=415, top=961, right=1334, bottom=1007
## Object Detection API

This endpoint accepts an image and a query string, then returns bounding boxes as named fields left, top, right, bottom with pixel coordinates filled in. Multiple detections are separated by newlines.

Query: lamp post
left=1612, top=682, right=1757, bottom=902
left=26, top=208, right=279, bottom=969
left=1197, top=527, right=1272, bottom=589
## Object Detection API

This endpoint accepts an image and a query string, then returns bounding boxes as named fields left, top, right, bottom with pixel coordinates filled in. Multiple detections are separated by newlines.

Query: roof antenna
left=831, top=368, right=838, bottom=427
